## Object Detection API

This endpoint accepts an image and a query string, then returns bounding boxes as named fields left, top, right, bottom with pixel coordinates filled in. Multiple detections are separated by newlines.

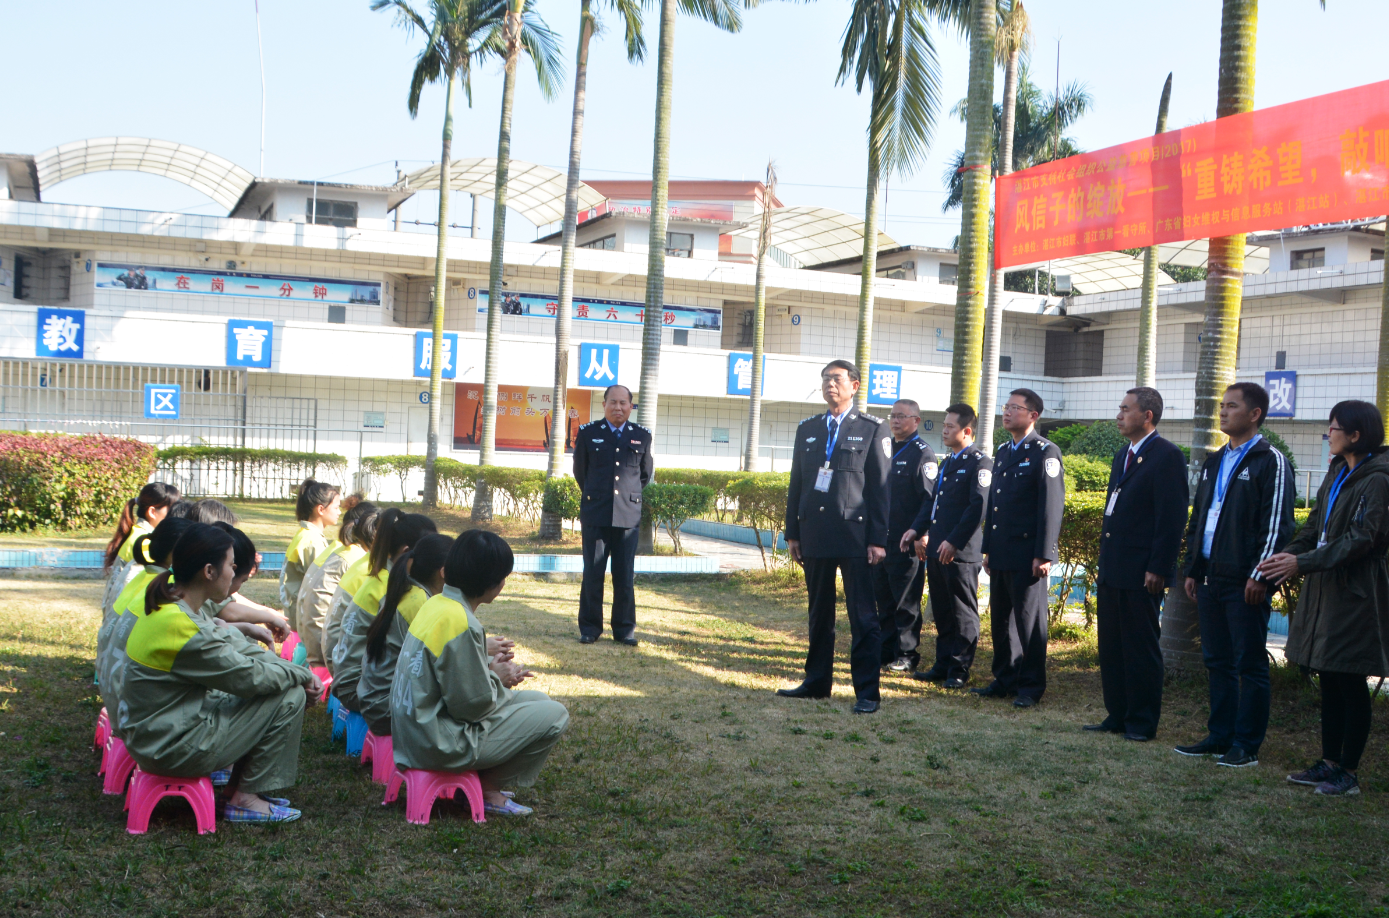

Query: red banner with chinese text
left=994, top=79, right=1389, bottom=269
left=452, top=384, right=591, bottom=453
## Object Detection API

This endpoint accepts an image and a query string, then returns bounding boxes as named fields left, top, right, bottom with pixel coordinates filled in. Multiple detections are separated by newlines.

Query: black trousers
left=926, top=557, right=981, bottom=679
left=871, top=550, right=926, bottom=665
left=578, top=524, right=638, bottom=640
left=802, top=556, right=881, bottom=701
left=1320, top=670, right=1373, bottom=771
left=988, top=569, right=1049, bottom=700
left=1096, top=584, right=1164, bottom=737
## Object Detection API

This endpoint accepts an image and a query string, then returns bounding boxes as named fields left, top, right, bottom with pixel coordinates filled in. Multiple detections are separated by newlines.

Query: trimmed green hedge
left=542, top=476, right=582, bottom=524
left=1052, top=492, right=1106, bottom=626
left=645, top=483, right=716, bottom=554
left=360, top=455, right=425, bottom=501
left=653, top=468, right=748, bottom=522
left=155, top=446, right=347, bottom=500
left=1064, top=455, right=1111, bottom=493
left=0, top=432, right=156, bottom=532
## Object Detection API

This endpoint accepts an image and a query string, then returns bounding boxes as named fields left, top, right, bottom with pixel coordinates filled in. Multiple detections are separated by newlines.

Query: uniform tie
left=826, top=417, right=839, bottom=463
left=1124, top=449, right=1133, bottom=475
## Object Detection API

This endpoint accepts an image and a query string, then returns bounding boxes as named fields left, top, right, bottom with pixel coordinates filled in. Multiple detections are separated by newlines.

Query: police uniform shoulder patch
left=881, top=437, right=892, bottom=457
left=925, top=461, right=938, bottom=480
left=915, top=440, right=926, bottom=449
left=863, top=414, right=883, bottom=425
left=978, top=469, right=993, bottom=488
left=1045, top=457, right=1061, bottom=478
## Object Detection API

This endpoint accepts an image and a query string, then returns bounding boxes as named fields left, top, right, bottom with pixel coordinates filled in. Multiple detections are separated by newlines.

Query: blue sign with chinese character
left=726, top=352, right=766, bottom=396
left=414, top=331, right=458, bottom=379
left=226, top=319, right=274, bottom=368
left=577, top=342, right=620, bottom=388
left=867, top=363, right=903, bottom=406
left=144, top=384, right=181, bottom=419
left=1265, top=370, right=1296, bottom=418
left=35, top=307, right=85, bottom=359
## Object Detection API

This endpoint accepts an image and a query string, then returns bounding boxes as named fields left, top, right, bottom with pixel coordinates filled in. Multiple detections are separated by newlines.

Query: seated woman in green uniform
left=120, top=523, right=323, bottom=824
left=299, top=500, right=377, bottom=671
left=279, top=478, right=342, bottom=629
left=101, top=482, right=181, bottom=624
left=323, top=507, right=381, bottom=672
left=332, top=510, right=437, bottom=713
left=358, top=533, right=452, bottom=737
left=391, top=530, right=568, bottom=817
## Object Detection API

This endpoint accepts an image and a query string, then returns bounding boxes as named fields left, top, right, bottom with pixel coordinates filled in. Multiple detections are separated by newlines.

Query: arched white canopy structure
left=33, top=137, right=256, bottom=211
left=399, top=158, right=608, bottom=227
left=726, top=206, right=897, bottom=267
left=1012, top=239, right=1270, bottom=294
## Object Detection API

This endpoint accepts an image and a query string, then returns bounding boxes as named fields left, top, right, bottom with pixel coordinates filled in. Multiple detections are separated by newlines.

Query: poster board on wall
left=452, top=383, right=592, bottom=452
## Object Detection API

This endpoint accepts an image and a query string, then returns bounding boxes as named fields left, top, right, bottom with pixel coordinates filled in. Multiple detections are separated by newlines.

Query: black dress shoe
left=1173, top=736, right=1230, bottom=757
left=1012, top=695, right=1038, bottom=708
left=578, top=635, right=597, bottom=644
left=942, top=677, right=967, bottom=689
left=776, top=683, right=831, bottom=699
left=1083, top=722, right=1123, bottom=733
left=615, top=636, right=639, bottom=646
left=1123, top=733, right=1152, bottom=742
left=969, top=682, right=1013, bottom=698
left=852, top=699, right=880, bottom=714
left=912, top=667, right=948, bottom=682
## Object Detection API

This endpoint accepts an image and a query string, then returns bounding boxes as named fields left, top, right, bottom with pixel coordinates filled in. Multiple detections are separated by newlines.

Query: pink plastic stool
left=102, top=736, right=138, bottom=796
left=279, top=632, right=301, bottom=661
left=125, top=768, right=216, bottom=835
left=383, top=767, right=486, bottom=825
left=312, top=665, right=333, bottom=702
left=361, top=731, right=394, bottom=785
left=94, top=707, right=110, bottom=752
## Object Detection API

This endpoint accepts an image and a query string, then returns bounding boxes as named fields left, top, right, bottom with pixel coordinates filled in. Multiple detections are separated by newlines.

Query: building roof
left=398, top=158, right=607, bottom=227
left=0, top=154, right=39, bottom=202
left=229, top=178, right=415, bottom=216
left=32, top=137, right=255, bottom=211
left=585, top=179, right=783, bottom=209
left=726, top=206, right=897, bottom=268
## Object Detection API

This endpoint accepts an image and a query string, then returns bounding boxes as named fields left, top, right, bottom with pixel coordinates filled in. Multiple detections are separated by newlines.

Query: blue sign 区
left=35, top=307, right=85, bottom=359
left=144, top=384, right=181, bottom=419
left=726, top=352, right=766, bottom=396
left=867, top=363, right=903, bottom=406
left=226, top=319, right=274, bottom=368
left=577, top=342, right=620, bottom=388
left=414, top=332, right=458, bottom=379
left=1265, top=370, right=1296, bottom=418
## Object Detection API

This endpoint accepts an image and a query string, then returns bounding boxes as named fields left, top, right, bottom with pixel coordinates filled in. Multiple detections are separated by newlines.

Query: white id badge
left=1205, top=499, right=1222, bottom=535
left=1105, top=488, right=1120, bottom=516
left=814, top=466, right=833, bottom=492
left=1318, top=539, right=1328, bottom=548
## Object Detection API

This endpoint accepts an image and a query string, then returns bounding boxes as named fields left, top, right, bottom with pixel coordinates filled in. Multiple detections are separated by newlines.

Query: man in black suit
left=975, top=388, right=1065, bottom=708
left=1085, top=387, right=1189, bottom=741
left=778, top=359, right=892, bottom=714
left=874, top=398, right=938, bottom=674
left=573, top=384, right=653, bottom=646
left=900, top=403, right=991, bottom=688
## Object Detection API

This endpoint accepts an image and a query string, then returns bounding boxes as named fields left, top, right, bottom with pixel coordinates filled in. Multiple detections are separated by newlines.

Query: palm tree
left=1135, top=73, right=1172, bottom=389
left=839, top=0, right=966, bottom=410
left=948, top=0, right=998, bottom=409
left=372, top=0, right=521, bottom=508
left=743, top=159, right=777, bottom=471
left=975, top=0, right=1029, bottom=453
left=636, top=0, right=743, bottom=432
left=538, top=0, right=646, bottom=540
left=475, top=0, right=564, bottom=520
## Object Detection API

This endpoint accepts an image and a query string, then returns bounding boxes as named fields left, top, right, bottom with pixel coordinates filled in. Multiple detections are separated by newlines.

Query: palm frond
left=869, top=0, right=941, bottom=178
left=519, top=1, right=567, bottom=101
left=677, top=0, right=743, bottom=34
left=604, top=0, right=649, bottom=63
left=994, top=0, right=1031, bottom=66
left=836, top=0, right=889, bottom=92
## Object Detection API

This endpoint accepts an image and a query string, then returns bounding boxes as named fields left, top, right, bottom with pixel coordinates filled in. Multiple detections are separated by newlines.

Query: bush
left=542, top=476, right=582, bottom=525
left=1064, top=455, right=1111, bottom=493
left=1261, top=425, right=1299, bottom=473
left=433, top=457, right=476, bottom=509
left=1046, top=423, right=1089, bottom=454
left=155, top=446, right=347, bottom=499
left=359, top=455, right=425, bottom=502
left=1064, top=421, right=1127, bottom=459
left=644, top=483, right=716, bottom=554
left=1051, top=492, right=1106, bottom=627
left=475, top=466, right=546, bottom=520
left=0, top=433, right=156, bottom=532
left=728, top=472, right=792, bottom=571
left=653, top=468, right=748, bottom=521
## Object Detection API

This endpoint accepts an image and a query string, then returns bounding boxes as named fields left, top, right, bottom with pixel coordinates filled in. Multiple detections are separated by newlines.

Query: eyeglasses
left=888, top=413, right=919, bottom=421
left=1002, top=403, right=1031, bottom=413
left=1328, top=425, right=1345, bottom=433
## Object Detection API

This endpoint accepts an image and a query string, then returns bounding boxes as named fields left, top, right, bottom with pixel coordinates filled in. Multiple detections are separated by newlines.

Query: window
left=1044, top=329, right=1104, bottom=378
left=581, top=234, right=616, bottom=250
left=672, top=329, right=689, bottom=346
left=1290, top=248, right=1324, bottom=270
left=12, top=255, right=30, bottom=299
left=999, top=355, right=1013, bottom=372
left=666, top=232, right=694, bottom=258
left=328, top=305, right=347, bottom=324
left=938, top=263, right=958, bottom=285
left=1276, top=350, right=1287, bottom=370
left=1372, top=248, right=1384, bottom=261
left=305, top=198, right=358, bottom=228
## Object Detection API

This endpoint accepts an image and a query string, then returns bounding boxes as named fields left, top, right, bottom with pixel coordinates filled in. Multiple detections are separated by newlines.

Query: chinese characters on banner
left=725, top=352, right=766, bottom=396
left=867, top=364, right=902, bottom=406
left=477, top=289, right=721, bottom=331
left=452, top=384, right=592, bottom=452
left=414, top=332, right=458, bottom=379
left=35, top=307, right=85, bottom=358
left=226, top=319, right=274, bottom=369
left=95, top=263, right=381, bottom=305
left=1265, top=370, right=1297, bottom=418
left=995, top=79, right=1389, bottom=269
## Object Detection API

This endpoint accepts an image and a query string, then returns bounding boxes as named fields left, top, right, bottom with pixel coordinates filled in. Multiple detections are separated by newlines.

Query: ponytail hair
left=104, top=483, right=181, bottom=570
left=367, top=509, right=437, bottom=577
left=144, top=523, right=234, bottom=615
left=212, top=521, right=258, bottom=579
left=296, top=478, right=341, bottom=522
left=146, top=517, right=196, bottom=568
left=338, top=499, right=378, bottom=548
left=445, top=529, right=514, bottom=599
left=365, top=533, right=451, bottom=664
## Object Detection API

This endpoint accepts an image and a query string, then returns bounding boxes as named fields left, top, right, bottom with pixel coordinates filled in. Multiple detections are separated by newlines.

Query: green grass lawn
left=1, top=571, right=1385, bottom=917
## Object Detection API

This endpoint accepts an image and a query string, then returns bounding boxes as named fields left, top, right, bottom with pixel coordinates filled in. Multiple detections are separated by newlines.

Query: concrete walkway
left=654, top=526, right=770, bottom=572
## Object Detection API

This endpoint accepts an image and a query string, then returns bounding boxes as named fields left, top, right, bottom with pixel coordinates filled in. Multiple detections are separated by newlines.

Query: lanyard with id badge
left=814, top=417, right=843, bottom=492
left=1318, top=459, right=1361, bottom=548
left=1205, top=438, right=1257, bottom=553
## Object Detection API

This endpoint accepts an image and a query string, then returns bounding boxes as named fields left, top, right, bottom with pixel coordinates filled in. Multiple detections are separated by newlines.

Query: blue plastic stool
left=326, top=693, right=340, bottom=720
left=345, top=711, right=369, bottom=757
left=331, top=701, right=348, bottom=742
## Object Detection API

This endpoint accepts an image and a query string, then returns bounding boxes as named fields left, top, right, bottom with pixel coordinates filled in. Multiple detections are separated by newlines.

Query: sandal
left=222, top=801, right=302, bottom=824
left=483, top=798, right=533, bottom=817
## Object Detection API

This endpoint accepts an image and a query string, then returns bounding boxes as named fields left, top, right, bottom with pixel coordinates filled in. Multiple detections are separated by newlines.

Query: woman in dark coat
left=1259, top=400, right=1389, bottom=797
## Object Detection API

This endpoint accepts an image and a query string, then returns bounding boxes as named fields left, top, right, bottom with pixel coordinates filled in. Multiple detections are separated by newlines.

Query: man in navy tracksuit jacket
left=1176, top=382, right=1296, bottom=767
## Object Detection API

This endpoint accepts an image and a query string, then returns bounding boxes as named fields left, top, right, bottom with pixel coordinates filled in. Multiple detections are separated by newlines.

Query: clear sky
left=7, top=0, right=1386, bottom=248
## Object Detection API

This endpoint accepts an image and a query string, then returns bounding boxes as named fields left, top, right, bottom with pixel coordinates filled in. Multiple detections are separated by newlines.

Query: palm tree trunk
left=949, top=0, right=997, bottom=409
left=744, top=162, right=775, bottom=470
left=638, top=0, right=677, bottom=433
left=540, top=0, right=594, bottom=541
left=423, top=69, right=457, bottom=510
left=978, top=48, right=1020, bottom=454
left=853, top=150, right=881, bottom=411
left=1135, top=73, right=1173, bottom=389
left=1164, top=0, right=1257, bottom=671
left=476, top=0, right=525, bottom=522
left=1379, top=228, right=1389, bottom=417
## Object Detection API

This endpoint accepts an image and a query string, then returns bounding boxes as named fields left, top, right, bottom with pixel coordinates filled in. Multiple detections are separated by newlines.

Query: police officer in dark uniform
left=778, top=359, right=892, bottom=714
left=573, top=384, right=653, bottom=646
left=874, top=398, right=938, bottom=674
left=901, top=402, right=991, bottom=688
left=975, top=388, right=1064, bottom=708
